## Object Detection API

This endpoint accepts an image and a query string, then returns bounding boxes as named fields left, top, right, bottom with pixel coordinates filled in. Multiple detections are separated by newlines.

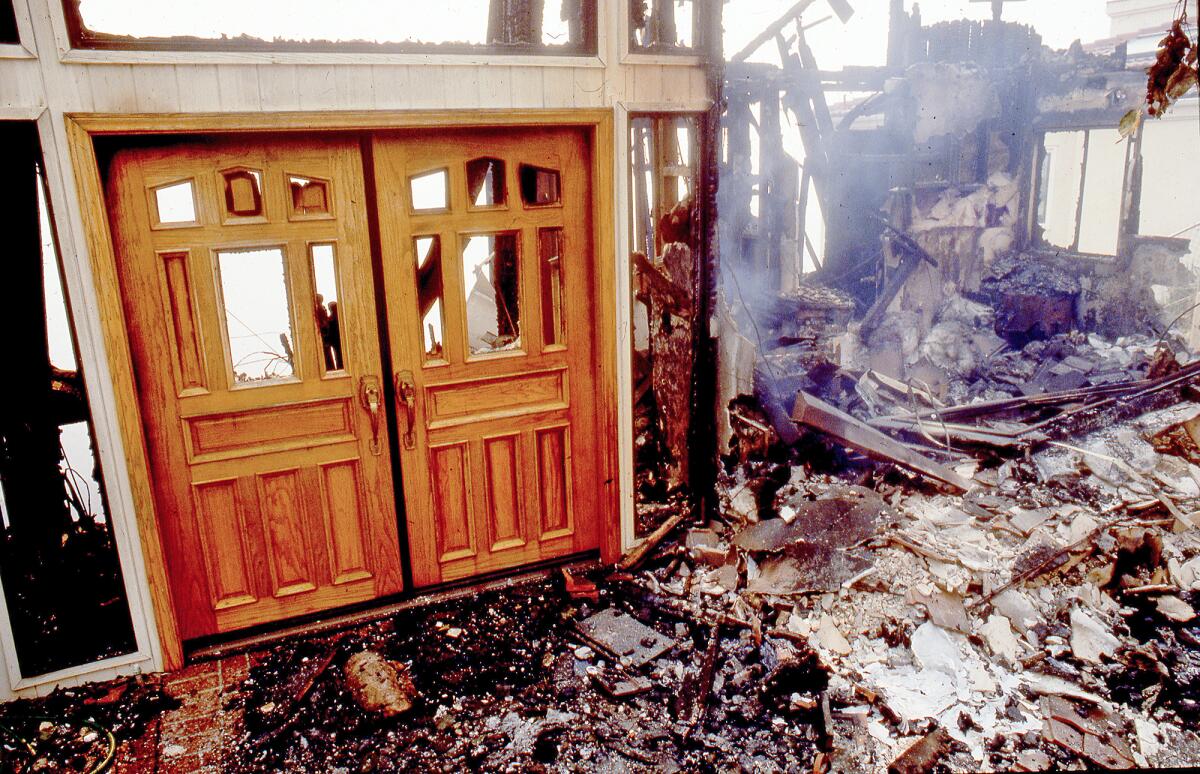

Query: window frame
left=1029, top=123, right=1140, bottom=263
left=0, top=0, right=37, bottom=60
left=58, top=0, right=598, bottom=59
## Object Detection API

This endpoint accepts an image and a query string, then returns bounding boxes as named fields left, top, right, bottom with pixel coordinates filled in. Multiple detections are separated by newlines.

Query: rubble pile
left=676, top=399, right=1200, bottom=771
left=225, top=575, right=834, bottom=772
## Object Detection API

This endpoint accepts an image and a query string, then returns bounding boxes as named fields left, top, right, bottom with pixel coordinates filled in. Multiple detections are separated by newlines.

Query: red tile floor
left=113, top=654, right=251, bottom=773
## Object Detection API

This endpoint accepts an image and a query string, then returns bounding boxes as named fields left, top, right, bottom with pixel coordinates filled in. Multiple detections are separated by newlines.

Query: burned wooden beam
left=730, top=0, right=818, bottom=62
left=791, top=392, right=972, bottom=492
left=617, top=507, right=690, bottom=571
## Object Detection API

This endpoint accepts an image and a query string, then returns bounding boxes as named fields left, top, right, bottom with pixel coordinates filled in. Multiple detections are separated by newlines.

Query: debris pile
left=675, top=387, right=1200, bottom=770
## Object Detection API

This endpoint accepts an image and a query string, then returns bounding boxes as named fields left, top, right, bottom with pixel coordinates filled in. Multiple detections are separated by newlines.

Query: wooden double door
left=107, top=128, right=602, bottom=641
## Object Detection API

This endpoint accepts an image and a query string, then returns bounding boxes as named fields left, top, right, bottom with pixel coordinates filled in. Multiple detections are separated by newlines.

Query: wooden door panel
left=107, top=137, right=404, bottom=640
left=374, top=127, right=602, bottom=585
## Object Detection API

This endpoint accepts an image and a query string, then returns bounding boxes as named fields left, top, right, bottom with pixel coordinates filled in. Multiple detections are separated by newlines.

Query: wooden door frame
left=65, top=109, right=620, bottom=670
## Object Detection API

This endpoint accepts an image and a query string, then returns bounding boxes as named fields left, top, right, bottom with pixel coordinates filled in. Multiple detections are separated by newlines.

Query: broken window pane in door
left=539, top=228, right=565, bottom=347
left=519, top=164, right=561, bottom=206
left=415, top=236, right=446, bottom=361
left=154, top=179, right=197, bottom=225
left=467, top=158, right=507, bottom=208
left=289, top=175, right=330, bottom=218
left=217, top=248, right=296, bottom=383
left=462, top=233, right=521, bottom=355
left=310, top=243, right=343, bottom=373
left=223, top=168, right=263, bottom=217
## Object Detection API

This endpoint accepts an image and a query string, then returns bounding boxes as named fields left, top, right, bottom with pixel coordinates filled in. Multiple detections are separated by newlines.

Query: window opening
left=467, top=157, right=507, bottom=209
left=1, top=0, right=19, bottom=44
left=463, top=233, right=521, bottom=355
left=0, top=123, right=137, bottom=678
left=153, top=179, right=197, bottom=225
left=630, top=0, right=698, bottom=52
left=310, top=243, right=343, bottom=373
left=1036, top=129, right=1128, bottom=256
left=216, top=247, right=297, bottom=384
left=539, top=228, right=565, bottom=347
left=519, top=164, right=561, bottom=206
left=415, top=236, right=446, bottom=362
left=410, top=169, right=449, bottom=213
left=65, top=0, right=597, bottom=55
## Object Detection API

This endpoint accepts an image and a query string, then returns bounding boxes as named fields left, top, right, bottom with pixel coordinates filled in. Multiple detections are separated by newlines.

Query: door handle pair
left=359, top=372, right=418, bottom=452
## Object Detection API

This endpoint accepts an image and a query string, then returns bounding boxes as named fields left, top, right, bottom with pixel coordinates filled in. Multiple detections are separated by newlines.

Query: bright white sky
left=81, top=0, right=1115, bottom=65
left=725, top=0, right=1115, bottom=68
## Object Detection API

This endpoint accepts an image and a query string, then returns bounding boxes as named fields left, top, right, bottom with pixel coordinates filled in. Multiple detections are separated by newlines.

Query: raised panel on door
left=107, top=136, right=404, bottom=639
left=373, top=127, right=603, bottom=585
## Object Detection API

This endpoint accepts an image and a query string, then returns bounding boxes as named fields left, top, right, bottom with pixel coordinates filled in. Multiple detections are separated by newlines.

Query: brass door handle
left=359, top=375, right=383, bottom=455
left=395, top=370, right=417, bottom=450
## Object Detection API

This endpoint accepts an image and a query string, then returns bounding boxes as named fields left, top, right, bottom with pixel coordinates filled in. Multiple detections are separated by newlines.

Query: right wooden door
left=373, top=127, right=603, bottom=585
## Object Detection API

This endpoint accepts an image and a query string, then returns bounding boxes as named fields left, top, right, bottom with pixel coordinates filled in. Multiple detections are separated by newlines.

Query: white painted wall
left=0, top=0, right=713, bottom=699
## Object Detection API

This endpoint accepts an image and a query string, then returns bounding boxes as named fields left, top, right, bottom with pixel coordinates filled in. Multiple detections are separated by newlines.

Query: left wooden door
left=106, top=136, right=404, bottom=640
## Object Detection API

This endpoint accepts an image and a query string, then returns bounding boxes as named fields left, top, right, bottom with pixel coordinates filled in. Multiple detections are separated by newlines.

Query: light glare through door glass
left=217, top=248, right=296, bottom=383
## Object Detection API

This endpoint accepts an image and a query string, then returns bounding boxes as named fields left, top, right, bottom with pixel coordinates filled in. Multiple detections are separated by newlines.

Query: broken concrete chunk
left=1069, top=607, right=1120, bottom=664
left=910, top=622, right=961, bottom=676
left=909, top=588, right=971, bottom=633
left=1155, top=595, right=1196, bottom=622
left=866, top=664, right=957, bottom=723
left=814, top=614, right=852, bottom=656
left=1169, top=555, right=1200, bottom=591
left=991, top=589, right=1040, bottom=632
left=589, top=668, right=652, bottom=698
left=1010, top=508, right=1052, bottom=536
left=575, top=608, right=673, bottom=668
left=1041, top=695, right=1135, bottom=769
left=887, top=725, right=950, bottom=774
left=733, top=496, right=884, bottom=552
left=685, top=528, right=720, bottom=550
left=978, top=614, right=1022, bottom=663
left=745, top=544, right=872, bottom=595
left=343, top=650, right=415, bottom=718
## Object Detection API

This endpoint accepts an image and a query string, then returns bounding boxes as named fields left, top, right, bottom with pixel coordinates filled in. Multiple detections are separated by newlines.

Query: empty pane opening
left=415, top=236, right=446, bottom=361
left=154, top=180, right=197, bottom=225
left=410, top=169, right=449, bottom=212
left=539, top=228, right=565, bottom=347
left=1036, top=129, right=1128, bottom=256
left=217, top=247, right=296, bottom=384
left=463, top=233, right=521, bottom=355
left=310, top=243, right=343, bottom=373
left=467, top=157, right=507, bottom=208
left=519, top=164, right=561, bottom=206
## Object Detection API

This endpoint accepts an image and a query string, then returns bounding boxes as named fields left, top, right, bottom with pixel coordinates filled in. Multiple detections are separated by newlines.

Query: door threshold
left=185, top=551, right=602, bottom=664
